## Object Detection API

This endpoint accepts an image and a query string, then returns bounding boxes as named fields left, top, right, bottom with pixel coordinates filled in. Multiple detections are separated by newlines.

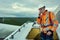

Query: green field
left=0, top=16, right=59, bottom=26
left=0, top=17, right=36, bottom=26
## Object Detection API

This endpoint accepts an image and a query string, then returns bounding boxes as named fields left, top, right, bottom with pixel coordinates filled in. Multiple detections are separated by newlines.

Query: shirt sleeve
left=37, top=18, right=41, bottom=24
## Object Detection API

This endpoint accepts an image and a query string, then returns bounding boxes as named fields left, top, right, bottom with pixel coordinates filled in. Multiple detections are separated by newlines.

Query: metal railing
left=4, top=22, right=27, bottom=40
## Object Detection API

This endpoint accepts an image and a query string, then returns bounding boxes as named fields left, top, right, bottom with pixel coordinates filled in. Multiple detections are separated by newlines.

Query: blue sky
left=0, top=0, right=60, bottom=17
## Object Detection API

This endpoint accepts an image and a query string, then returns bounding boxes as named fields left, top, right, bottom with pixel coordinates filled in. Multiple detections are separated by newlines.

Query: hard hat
left=39, top=6, right=45, bottom=10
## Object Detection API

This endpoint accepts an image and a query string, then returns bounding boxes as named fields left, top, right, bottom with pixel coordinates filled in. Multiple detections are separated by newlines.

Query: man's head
left=39, top=6, right=45, bottom=13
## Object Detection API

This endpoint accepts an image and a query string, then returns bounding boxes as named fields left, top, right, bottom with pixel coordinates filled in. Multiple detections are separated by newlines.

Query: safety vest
left=37, top=10, right=58, bottom=32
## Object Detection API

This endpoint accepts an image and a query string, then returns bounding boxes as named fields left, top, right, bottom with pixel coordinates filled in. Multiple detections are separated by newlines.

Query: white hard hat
left=38, top=6, right=45, bottom=10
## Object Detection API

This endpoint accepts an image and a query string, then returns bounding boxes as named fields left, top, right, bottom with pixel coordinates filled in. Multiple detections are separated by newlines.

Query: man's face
left=39, top=8, right=45, bottom=13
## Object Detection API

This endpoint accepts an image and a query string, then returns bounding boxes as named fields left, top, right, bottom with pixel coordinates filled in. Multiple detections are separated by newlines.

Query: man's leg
left=40, top=32, right=46, bottom=40
left=46, top=35, right=53, bottom=40
left=46, top=30, right=53, bottom=40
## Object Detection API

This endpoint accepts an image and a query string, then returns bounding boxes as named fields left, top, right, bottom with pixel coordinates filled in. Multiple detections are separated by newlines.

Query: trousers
left=40, top=30, right=53, bottom=40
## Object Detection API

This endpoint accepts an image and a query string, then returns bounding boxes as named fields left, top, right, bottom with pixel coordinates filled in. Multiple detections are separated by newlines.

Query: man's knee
left=40, top=30, right=53, bottom=40
left=40, top=32, right=46, bottom=40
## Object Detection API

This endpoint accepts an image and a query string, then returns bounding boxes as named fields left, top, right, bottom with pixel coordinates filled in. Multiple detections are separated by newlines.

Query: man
left=37, top=6, right=58, bottom=40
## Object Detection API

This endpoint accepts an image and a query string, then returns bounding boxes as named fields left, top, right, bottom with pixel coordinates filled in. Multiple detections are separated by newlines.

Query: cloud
left=11, top=3, right=37, bottom=13
left=46, top=6, right=58, bottom=11
left=0, top=0, right=59, bottom=17
left=0, top=2, right=58, bottom=15
left=1, top=2, right=57, bottom=14
left=0, top=3, right=38, bottom=14
left=0, top=14, right=16, bottom=17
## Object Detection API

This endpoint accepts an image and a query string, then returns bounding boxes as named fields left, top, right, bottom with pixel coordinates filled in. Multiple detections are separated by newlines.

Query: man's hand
left=47, top=31, right=52, bottom=35
left=43, top=28, right=47, bottom=33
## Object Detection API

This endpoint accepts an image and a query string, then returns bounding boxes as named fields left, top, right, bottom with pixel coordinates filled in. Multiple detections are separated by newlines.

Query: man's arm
left=49, top=12, right=58, bottom=32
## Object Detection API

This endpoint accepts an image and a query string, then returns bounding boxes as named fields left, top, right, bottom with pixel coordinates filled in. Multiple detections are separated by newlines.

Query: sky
left=0, top=0, right=60, bottom=17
